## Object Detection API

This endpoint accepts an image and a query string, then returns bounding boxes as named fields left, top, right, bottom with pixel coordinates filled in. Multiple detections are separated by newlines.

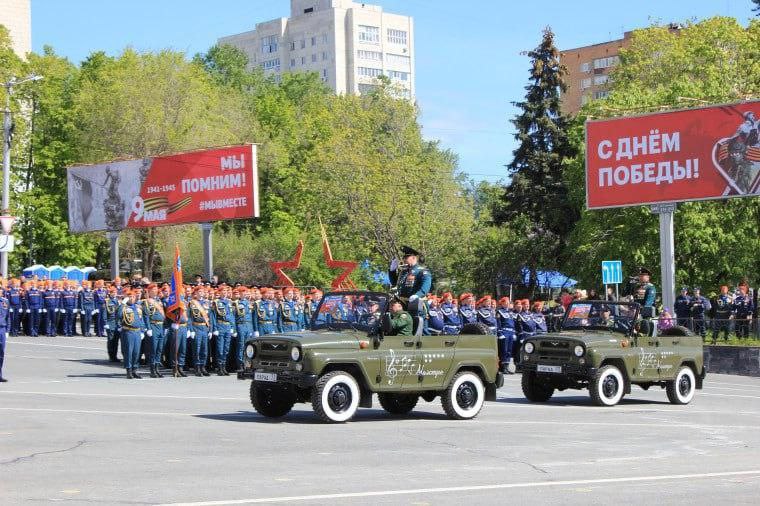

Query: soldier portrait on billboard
left=715, top=111, right=760, bottom=195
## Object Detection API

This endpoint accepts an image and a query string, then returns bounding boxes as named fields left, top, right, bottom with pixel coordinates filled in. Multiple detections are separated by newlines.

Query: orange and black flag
left=165, top=244, right=184, bottom=322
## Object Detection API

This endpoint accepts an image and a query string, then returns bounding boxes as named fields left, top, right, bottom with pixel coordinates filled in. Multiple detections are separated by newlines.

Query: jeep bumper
left=519, top=362, right=597, bottom=379
left=237, top=369, right=318, bottom=389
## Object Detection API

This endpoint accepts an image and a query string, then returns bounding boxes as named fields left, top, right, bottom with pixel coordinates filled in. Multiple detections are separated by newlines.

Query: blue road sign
left=601, top=260, right=623, bottom=285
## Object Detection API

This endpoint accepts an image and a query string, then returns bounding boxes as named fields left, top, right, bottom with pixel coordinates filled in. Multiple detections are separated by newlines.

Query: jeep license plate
left=254, top=372, right=277, bottom=382
left=537, top=365, right=562, bottom=373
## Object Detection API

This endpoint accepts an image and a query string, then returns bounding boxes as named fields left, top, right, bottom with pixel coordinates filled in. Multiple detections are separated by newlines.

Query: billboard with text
left=67, top=144, right=258, bottom=232
left=586, top=101, right=760, bottom=209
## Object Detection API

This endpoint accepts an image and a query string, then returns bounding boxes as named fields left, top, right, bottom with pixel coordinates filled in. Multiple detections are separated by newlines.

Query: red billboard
left=67, top=144, right=259, bottom=232
left=586, top=101, right=760, bottom=209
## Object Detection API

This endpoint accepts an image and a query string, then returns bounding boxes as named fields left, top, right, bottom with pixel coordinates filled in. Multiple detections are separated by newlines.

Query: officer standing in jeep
left=388, top=246, right=432, bottom=318
left=634, top=267, right=656, bottom=308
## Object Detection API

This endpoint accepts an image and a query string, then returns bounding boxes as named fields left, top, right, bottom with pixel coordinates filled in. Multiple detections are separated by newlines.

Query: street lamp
left=2, top=73, right=43, bottom=278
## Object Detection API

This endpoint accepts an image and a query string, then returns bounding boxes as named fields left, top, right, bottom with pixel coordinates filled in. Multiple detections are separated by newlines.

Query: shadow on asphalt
left=196, top=408, right=451, bottom=424
left=62, top=358, right=123, bottom=368
left=495, top=395, right=670, bottom=407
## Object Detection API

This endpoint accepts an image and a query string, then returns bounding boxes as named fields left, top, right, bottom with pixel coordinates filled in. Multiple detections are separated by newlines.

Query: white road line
left=6, top=341, right=101, bottom=350
left=487, top=402, right=760, bottom=416
left=155, top=470, right=760, bottom=505
left=0, top=407, right=252, bottom=418
left=699, top=392, right=760, bottom=400
left=0, top=391, right=240, bottom=401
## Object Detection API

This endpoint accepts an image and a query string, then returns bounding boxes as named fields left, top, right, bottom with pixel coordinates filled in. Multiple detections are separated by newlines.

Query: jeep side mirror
left=381, top=312, right=393, bottom=335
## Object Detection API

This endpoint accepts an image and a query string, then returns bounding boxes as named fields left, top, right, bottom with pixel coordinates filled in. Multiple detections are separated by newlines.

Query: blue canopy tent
left=23, top=264, right=49, bottom=279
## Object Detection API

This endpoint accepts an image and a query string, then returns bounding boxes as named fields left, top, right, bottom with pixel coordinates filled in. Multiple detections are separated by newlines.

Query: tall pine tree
left=494, top=27, right=578, bottom=283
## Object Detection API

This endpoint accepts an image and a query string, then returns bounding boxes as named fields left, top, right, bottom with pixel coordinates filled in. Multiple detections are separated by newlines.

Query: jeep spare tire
left=378, top=393, right=419, bottom=415
left=442, top=371, right=485, bottom=420
left=312, top=371, right=361, bottom=423
left=460, top=323, right=490, bottom=335
left=250, top=382, right=295, bottom=418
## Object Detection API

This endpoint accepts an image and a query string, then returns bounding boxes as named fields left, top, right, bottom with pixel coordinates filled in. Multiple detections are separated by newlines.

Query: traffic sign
left=601, top=260, right=622, bottom=285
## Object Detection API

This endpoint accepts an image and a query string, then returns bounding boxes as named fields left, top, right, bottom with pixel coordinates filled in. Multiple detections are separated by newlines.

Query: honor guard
left=425, top=296, right=444, bottom=335
left=514, top=300, right=536, bottom=363
left=439, top=293, right=461, bottom=335
left=182, top=285, right=196, bottom=371
left=495, top=297, right=517, bottom=373
left=458, top=293, right=478, bottom=326
left=635, top=267, right=656, bottom=308
left=7, top=279, right=22, bottom=336
left=476, top=296, right=497, bottom=334
left=689, top=287, right=711, bottom=338
left=232, top=288, right=254, bottom=372
left=189, top=287, right=211, bottom=376
left=307, top=289, right=324, bottom=329
left=25, top=282, right=44, bottom=336
left=712, top=286, right=734, bottom=344
left=116, top=290, right=146, bottom=379
left=93, top=280, right=108, bottom=337
left=674, top=287, right=692, bottom=328
left=388, top=246, right=432, bottom=317
left=733, top=282, right=754, bottom=339
left=0, top=287, right=10, bottom=382
left=531, top=301, right=548, bottom=334
left=142, top=284, right=166, bottom=378
left=78, top=281, right=96, bottom=336
left=105, top=287, right=120, bottom=362
left=59, top=282, right=78, bottom=336
left=279, top=287, right=303, bottom=333
left=169, top=293, right=190, bottom=378
left=210, top=285, right=235, bottom=376
left=256, top=289, right=281, bottom=335
left=43, top=281, right=61, bottom=336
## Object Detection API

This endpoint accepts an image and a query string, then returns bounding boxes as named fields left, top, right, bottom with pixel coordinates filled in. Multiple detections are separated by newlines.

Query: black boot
left=217, top=366, right=226, bottom=376
left=132, top=368, right=142, bottom=379
left=201, top=367, right=210, bottom=377
left=177, top=367, right=187, bottom=378
left=172, top=366, right=181, bottom=378
left=195, top=366, right=203, bottom=377
left=150, top=365, right=158, bottom=378
left=155, top=366, right=164, bottom=378
left=126, top=370, right=134, bottom=379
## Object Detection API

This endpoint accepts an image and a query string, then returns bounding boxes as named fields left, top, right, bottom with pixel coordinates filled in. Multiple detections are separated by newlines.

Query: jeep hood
left=257, top=331, right=361, bottom=349
left=533, top=331, right=628, bottom=347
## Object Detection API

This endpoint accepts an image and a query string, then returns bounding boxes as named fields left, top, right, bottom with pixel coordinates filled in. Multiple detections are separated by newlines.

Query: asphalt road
left=1, top=335, right=760, bottom=505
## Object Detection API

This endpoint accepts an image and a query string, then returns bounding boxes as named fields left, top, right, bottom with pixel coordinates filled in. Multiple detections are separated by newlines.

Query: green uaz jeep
left=518, top=300, right=706, bottom=406
left=239, top=291, right=503, bottom=423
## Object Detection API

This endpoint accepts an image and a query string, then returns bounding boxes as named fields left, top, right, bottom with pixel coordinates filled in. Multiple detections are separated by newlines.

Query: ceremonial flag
left=165, top=244, right=184, bottom=322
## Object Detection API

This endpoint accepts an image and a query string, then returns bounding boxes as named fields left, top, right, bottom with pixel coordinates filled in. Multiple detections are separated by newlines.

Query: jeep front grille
left=536, top=340, right=571, bottom=360
left=258, top=341, right=291, bottom=360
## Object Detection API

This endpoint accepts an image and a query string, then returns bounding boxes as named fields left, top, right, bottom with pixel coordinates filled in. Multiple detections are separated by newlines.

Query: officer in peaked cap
left=635, top=267, right=656, bottom=308
left=388, top=246, right=432, bottom=318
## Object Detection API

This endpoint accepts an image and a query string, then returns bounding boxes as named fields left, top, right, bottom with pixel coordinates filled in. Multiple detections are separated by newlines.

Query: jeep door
left=413, top=333, right=457, bottom=389
left=633, top=333, right=661, bottom=380
left=372, top=333, right=419, bottom=391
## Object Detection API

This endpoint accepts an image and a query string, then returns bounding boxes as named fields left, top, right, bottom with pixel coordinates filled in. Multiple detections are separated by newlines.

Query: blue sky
left=32, top=0, right=752, bottom=182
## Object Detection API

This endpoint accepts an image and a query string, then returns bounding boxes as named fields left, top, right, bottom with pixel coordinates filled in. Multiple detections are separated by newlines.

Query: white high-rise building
left=218, top=0, right=414, bottom=99
left=0, top=0, right=32, bottom=59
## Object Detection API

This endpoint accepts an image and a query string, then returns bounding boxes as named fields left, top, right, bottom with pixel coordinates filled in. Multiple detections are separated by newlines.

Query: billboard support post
left=653, top=204, right=676, bottom=313
left=107, top=231, right=120, bottom=280
left=200, top=222, right=213, bottom=281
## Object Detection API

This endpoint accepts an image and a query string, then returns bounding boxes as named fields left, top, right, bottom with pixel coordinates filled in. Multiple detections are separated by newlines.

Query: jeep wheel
left=666, top=365, right=696, bottom=405
left=378, top=393, right=419, bottom=415
left=590, top=365, right=625, bottom=407
left=442, top=371, right=485, bottom=420
left=521, top=371, right=554, bottom=402
left=460, top=323, right=490, bottom=335
left=250, top=382, right=295, bottom=418
left=311, top=371, right=360, bottom=423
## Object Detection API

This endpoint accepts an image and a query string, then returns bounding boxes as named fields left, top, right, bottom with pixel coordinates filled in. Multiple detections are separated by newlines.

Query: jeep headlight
left=574, top=345, right=585, bottom=357
left=290, top=346, right=301, bottom=361
left=524, top=342, right=535, bottom=354
left=245, top=344, right=255, bottom=359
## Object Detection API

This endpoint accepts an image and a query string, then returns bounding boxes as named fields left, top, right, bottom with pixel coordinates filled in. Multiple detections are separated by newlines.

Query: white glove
left=122, top=297, right=129, bottom=304
left=104, top=324, right=110, bottom=330
left=232, top=332, right=237, bottom=337
left=189, top=331, right=195, bottom=338
left=54, top=308, right=59, bottom=312
left=82, top=310, right=87, bottom=314
left=253, top=331, right=260, bottom=337
left=409, top=295, right=419, bottom=302
left=92, top=309, right=99, bottom=314
left=8, top=308, right=12, bottom=313
left=140, top=333, right=145, bottom=340
left=389, top=258, right=399, bottom=271
left=60, top=309, right=66, bottom=314
left=146, top=329, right=153, bottom=337
left=171, top=323, right=180, bottom=330
left=42, top=308, right=47, bottom=313
left=213, top=331, right=219, bottom=336
left=5, top=332, right=8, bottom=340
left=26, top=309, right=30, bottom=313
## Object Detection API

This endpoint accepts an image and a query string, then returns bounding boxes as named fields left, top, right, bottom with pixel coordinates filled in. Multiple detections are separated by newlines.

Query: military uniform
left=25, top=285, right=44, bottom=336
left=256, top=297, right=280, bottom=335
left=189, top=295, right=211, bottom=376
left=210, top=295, right=235, bottom=375
left=279, top=294, right=303, bottom=333
left=674, top=289, right=692, bottom=328
left=388, top=246, right=432, bottom=317
left=495, top=299, right=516, bottom=371
left=458, top=299, right=478, bottom=326
left=439, top=295, right=461, bottom=335
left=104, top=292, right=120, bottom=362
left=43, top=284, right=61, bottom=336
left=7, top=283, right=23, bottom=336
left=476, top=297, right=497, bottom=334
left=93, top=282, right=108, bottom=337
left=116, top=297, right=145, bottom=379
left=426, top=300, right=444, bottom=335
left=232, top=292, right=254, bottom=371
left=389, top=310, right=412, bottom=336
left=142, top=295, right=166, bottom=378
left=0, top=290, right=10, bottom=381
left=689, top=291, right=711, bottom=338
left=78, top=284, right=96, bottom=336
left=733, top=289, right=754, bottom=339
left=712, top=292, right=734, bottom=343
left=59, top=286, right=78, bottom=336
left=169, top=298, right=190, bottom=377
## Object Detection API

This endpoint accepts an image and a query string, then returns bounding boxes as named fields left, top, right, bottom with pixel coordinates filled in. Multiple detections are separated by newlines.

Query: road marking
left=488, top=400, right=760, bottom=416
left=0, top=391, right=241, bottom=401
left=155, top=470, right=760, bottom=505
left=0, top=407, right=259, bottom=419
left=6, top=341, right=101, bottom=350
left=700, top=392, right=760, bottom=400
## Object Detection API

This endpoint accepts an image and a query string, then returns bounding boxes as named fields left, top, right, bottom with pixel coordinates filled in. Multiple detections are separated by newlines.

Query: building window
left=290, top=41, right=296, bottom=51
left=304, top=7, right=313, bottom=13
left=261, top=35, right=279, bottom=54
left=387, top=29, right=407, bottom=45
left=358, top=83, right=379, bottom=95
left=300, top=39, right=306, bottom=49
left=387, top=70, right=409, bottom=81
left=357, top=50, right=382, bottom=61
left=385, top=53, right=410, bottom=67
left=301, top=56, right=305, bottom=65
left=580, top=78, right=592, bottom=90
left=262, top=58, right=280, bottom=71
left=593, top=56, right=619, bottom=69
left=311, top=36, right=317, bottom=46
left=358, top=25, right=380, bottom=44
left=594, top=74, right=610, bottom=85
left=357, top=66, right=383, bottom=78
left=322, top=51, right=328, bottom=61
left=581, top=62, right=591, bottom=73
left=290, top=58, right=296, bottom=68
left=322, top=69, right=328, bottom=78
left=311, top=53, right=317, bottom=63
left=322, top=33, right=328, bottom=44
left=593, top=90, right=610, bottom=99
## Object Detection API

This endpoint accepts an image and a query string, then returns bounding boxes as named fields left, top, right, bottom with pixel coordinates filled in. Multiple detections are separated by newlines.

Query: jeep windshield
left=311, top=292, right=388, bottom=332
left=562, top=301, right=639, bottom=334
